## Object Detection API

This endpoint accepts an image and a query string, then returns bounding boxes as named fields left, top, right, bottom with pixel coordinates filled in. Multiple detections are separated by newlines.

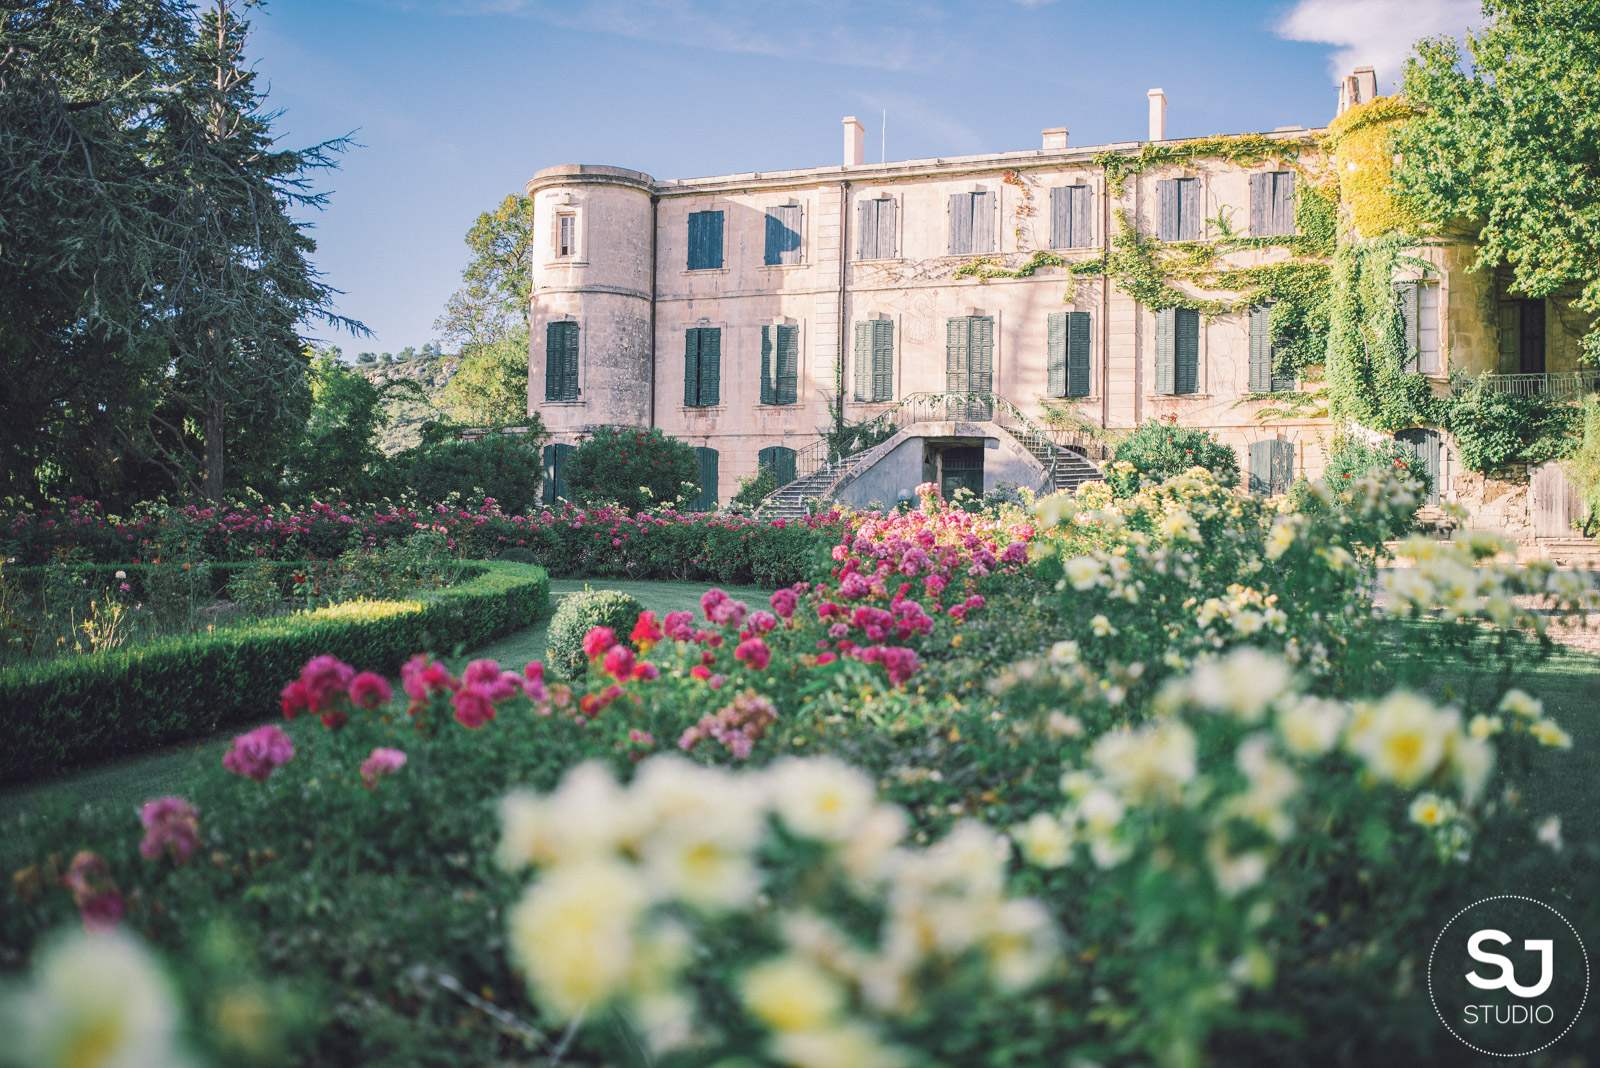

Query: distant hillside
left=354, top=350, right=460, bottom=454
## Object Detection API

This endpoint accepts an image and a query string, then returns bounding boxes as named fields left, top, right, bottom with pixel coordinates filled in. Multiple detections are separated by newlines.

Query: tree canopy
left=1396, top=0, right=1600, bottom=359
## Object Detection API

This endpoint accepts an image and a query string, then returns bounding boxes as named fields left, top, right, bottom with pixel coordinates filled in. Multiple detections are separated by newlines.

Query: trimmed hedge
left=0, top=561, right=550, bottom=785
left=544, top=588, right=646, bottom=680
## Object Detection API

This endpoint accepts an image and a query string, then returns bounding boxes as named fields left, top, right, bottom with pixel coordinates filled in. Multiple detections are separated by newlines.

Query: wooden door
left=1531, top=462, right=1579, bottom=538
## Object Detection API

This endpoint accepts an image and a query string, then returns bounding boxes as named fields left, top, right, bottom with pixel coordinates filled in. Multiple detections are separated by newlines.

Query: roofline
left=527, top=128, right=1325, bottom=198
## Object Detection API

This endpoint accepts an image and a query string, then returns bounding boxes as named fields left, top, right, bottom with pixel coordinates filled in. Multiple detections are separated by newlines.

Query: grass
left=0, top=578, right=771, bottom=822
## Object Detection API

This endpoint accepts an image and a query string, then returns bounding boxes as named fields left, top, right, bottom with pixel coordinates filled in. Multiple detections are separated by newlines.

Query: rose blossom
left=222, top=725, right=295, bottom=782
left=360, top=747, right=407, bottom=789
left=138, top=797, right=200, bottom=864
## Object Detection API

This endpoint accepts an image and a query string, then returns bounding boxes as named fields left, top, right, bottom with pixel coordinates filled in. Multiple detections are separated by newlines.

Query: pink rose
left=360, top=747, right=407, bottom=789
left=222, top=725, right=295, bottom=782
left=138, top=796, right=200, bottom=865
left=349, top=672, right=392, bottom=710
left=452, top=684, right=498, bottom=729
left=734, top=637, right=771, bottom=671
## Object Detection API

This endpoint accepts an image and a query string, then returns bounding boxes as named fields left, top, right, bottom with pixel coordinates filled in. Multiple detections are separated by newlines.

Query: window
left=687, top=210, right=724, bottom=270
left=857, top=198, right=897, bottom=260
left=1397, top=282, right=1442, bottom=374
left=1249, top=171, right=1296, bottom=237
left=1396, top=428, right=1442, bottom=506
left=1154, top=307, right=1199, bottom=395
left=1248, top=440, right=1295, bottom=496
left=556, top=214, right=577, bottom=257
left=948, top=191, right=996, bottom=255
left=764, top=205, right=802, bottom=266
left=946, top=315, right=995, bottom=418
left=1248, top=306, right=1297, bottom=392
left=853, top=319, right=894, bottom=402
left=1156, top=177, right=1201, bottom=241
left=1047, top=311, right=1092, bottom=398
left=691, top=447, right=719, bottom=511
left=1498, top=298, right=1545, bottom=374
left=544, top=321, right=579, bottom=401
left=761, top=324, right=799, bottom=405
left=1049, top=185, right=1093, bottom=249
left=542, top=442, right=575, bottom=505
left=683, top=327, right=721, bottom=407
left=757, top=445, right=797, bottom=489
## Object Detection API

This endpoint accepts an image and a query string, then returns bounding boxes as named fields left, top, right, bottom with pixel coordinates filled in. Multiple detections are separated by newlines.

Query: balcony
left=1465, top=370, right=1600, bottom=402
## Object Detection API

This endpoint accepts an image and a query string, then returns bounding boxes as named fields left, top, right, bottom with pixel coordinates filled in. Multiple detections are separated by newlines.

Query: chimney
left=843, top=116, right=865, bottom=167
left=1042, top=127, right=1069, bottom=151
left=1354, top=66, right=1378, bottom=103
left=1147, top=89, right=1167, bottom=141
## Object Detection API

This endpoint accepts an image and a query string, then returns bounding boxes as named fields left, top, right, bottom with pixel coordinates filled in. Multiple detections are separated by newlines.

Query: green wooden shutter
left=946, top=316, right=970, bottom=395
left=872, top=319, right=893, bottom=401
left=1175, top=308, right=1199, bottom=394
left=544, top=322, right=566, bottom=401
left=1497, top=303, right=1521, bottom=373
left=1397, top=283, right=1420, bottom=372
left=776, top=324, right=798, bottom=405
left=1248, top=306, right=1271, bottom=392
left=684, top=329, right=701, bottom=406
left=1179, top=178, right=1201, bottom=241
left=560, top=322, right=579, bottom=400
left=1046, top=311, right=1068, bottom=398
left=1248, top=440, right=1271, bottom=495
left=692, top=447, right=718, bottom=511
left=1154, top=307, right=1176, bottom=394
left=1049, top=187, right=1070, bottom=249
left=687, top=213, right=704, bottom=270
left=1157, top=180, right=1179, bottom=241
left=708, top=211, right=723, bottom=268
left=765, top=204, right=800, bottom=265
left=759, top=445, right=796, bottom=487
left=853, top=321, right=873, bottom=401
left=970, top=316, right=994, bottom=393
left=1067, top=311, right=1092, bottom=397
left=1270, top=439, right=1294, bottom=495
left=699, top=327, right=721, bottom=406
left=949, top=194, right=973, bottom=254
left=760, top=326, right=775, bottom=405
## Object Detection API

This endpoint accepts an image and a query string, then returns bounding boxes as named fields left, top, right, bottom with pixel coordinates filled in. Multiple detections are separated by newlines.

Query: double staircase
left=758, top=393, right=1105, bottom=517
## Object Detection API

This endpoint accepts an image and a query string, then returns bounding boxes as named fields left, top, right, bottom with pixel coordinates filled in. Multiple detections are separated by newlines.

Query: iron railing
left=1466, top=370, right=1600, bottom=401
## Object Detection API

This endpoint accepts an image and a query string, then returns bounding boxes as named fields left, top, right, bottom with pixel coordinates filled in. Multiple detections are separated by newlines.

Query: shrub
left=560, top=426, right=699, bottom=511
left=1108, top=418, right=1240, bottom=496
left=496, top=547, right=539, bottom=564
left=1447, top=381, right=1581, bottom=473
left=731, top=464, right=777, bottom=509
left=0, top=561, right=550, bottom=783
left=544, top=587, right=646, bottom=680
left=391, top=434, right=545, bottom=512
left=1288, top=432, right=1432, bottom=541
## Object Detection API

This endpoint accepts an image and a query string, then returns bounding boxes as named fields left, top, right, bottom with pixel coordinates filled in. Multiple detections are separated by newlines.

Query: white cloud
left=1276, top=0, right=1483, bottom=88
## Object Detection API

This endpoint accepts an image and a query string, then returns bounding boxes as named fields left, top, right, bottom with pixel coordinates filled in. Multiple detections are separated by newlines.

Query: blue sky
left=250, top=0, right=1481, bottom=353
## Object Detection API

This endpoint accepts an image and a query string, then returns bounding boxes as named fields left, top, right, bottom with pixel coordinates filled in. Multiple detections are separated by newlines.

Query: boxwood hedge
left=0, top=561, right=549, bottom=785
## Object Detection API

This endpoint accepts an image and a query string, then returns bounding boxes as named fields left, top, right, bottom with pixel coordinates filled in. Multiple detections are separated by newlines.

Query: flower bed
left=2, top=475, right=1597, bottom=1066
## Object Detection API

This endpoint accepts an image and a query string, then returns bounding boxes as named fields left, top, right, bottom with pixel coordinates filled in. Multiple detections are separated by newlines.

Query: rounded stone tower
left=525, top=165, right=656, bottom=438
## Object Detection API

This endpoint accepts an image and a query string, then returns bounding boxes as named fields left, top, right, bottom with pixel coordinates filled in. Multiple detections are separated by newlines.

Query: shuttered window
left=1397, top=283, right=1442, bottom=374
left=1049, top=185, right=1094, bottom=249
left=691, top=447, right=719, bottom=511
left=857, top=198, right=897, bottom=260
left=1047, top=311, right=1092, bottom=398
left=542, top=442, right=575, bottom=505
left=1396, top=428, right=1442, bottom=506
left=1248, top=306, right=1296, bottom=392
left=946, top=316, right=995, bottom=418
left=853, top=319, right=894, bottom=402
left=683, top=327, right=721, bottom=407
left=764, top=205, right=802, bottom=266
left=1248, top=440, right=1295, bottom=496
left=544, top=321, right=579, bottom=401
left=687, top=210, right=724, bottom=270
left=760, top=324, right=799, bottom=405
left=757, top=445, right=797, bottom=488
left=1156, top=178, right=1201, bottom=241
left=1154, top=307, right=1199, bottom=395
left=948, top=191, right=997, bottom=254
left=1248, top=171, right=1296, bottom=237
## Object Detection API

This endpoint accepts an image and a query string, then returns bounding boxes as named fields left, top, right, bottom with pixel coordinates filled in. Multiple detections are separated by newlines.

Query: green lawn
left=0, top=578, right=771, bottom=821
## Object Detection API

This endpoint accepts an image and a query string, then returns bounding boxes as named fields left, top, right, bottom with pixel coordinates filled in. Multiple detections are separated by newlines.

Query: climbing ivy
left=1323, top=238, right=1441, bottom=432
